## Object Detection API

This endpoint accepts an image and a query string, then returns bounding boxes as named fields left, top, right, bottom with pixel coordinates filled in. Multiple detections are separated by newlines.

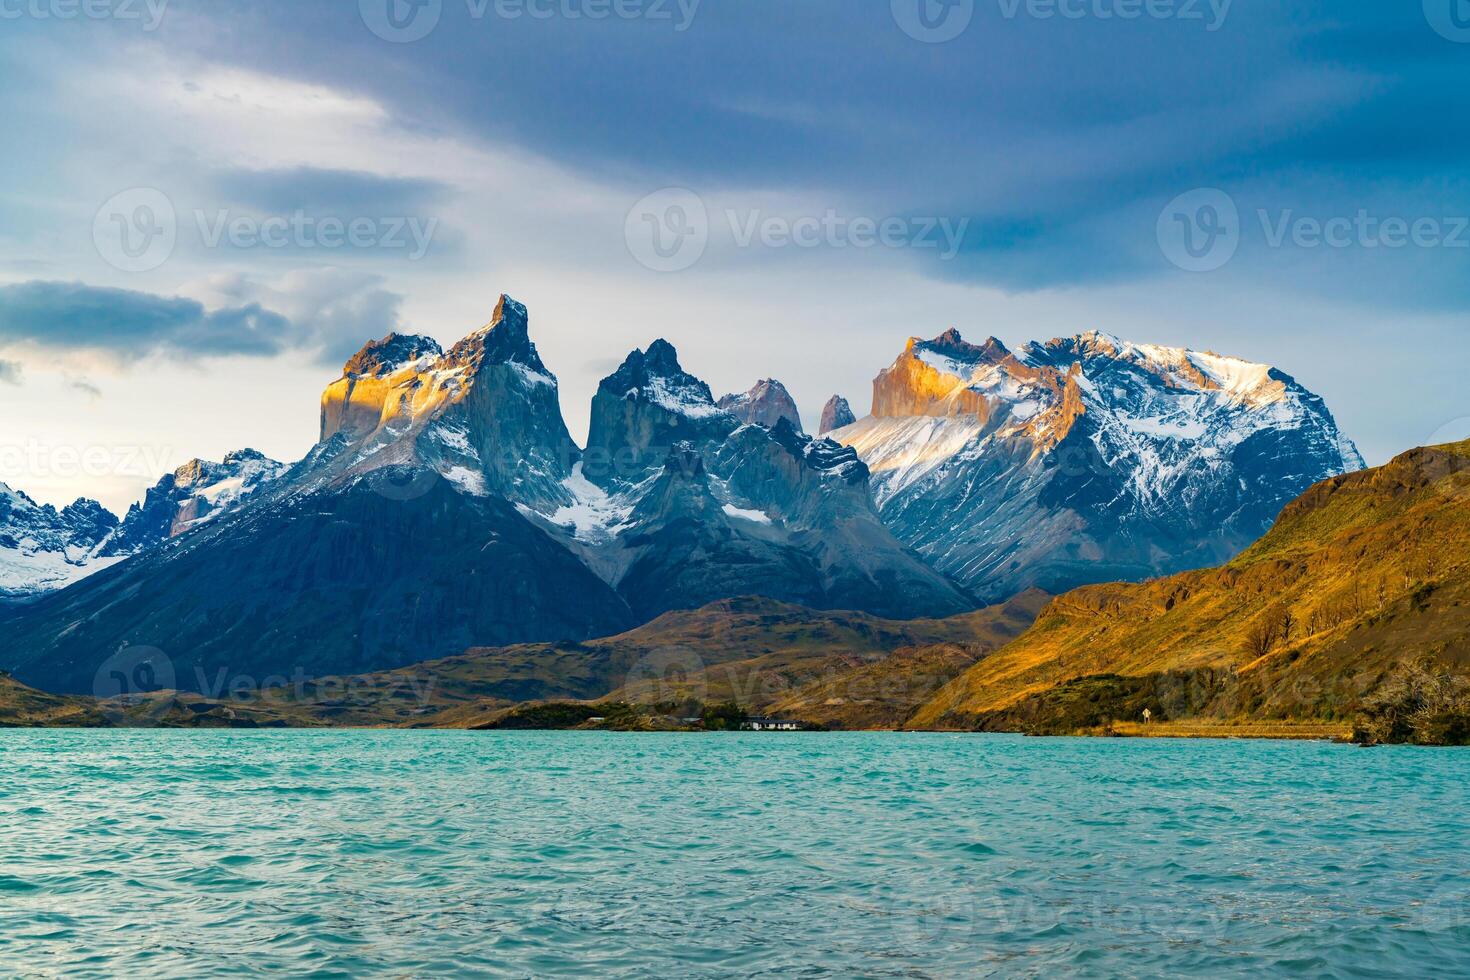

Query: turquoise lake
left=1, top=731, right=1466, bottom=978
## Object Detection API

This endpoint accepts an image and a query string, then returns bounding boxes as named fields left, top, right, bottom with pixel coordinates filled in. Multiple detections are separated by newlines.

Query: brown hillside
left=231, top=593, right=1046, bottom=727
left=910, top=440, right=1470, bottom=731
left=0, top=673, right=108, bottom=726
left=600, top=590, right=1047, bottom=719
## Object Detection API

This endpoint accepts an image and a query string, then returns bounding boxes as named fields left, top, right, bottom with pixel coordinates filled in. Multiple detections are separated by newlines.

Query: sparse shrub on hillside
left=1353, top=660, right=1470, bottom=746
left=700, top=701, right=748, bottom=731
left=1244, top=602, right=1295, bottom=659
left=487, top=701, right=643, bottom=730
left=972, top=669, right=1239, bottom=736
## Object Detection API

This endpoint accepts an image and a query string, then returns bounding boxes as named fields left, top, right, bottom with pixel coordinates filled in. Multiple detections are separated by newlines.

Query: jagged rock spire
left=819, top=395, right=856, bottom=434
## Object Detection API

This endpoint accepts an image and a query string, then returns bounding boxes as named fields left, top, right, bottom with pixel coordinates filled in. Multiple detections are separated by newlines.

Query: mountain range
left=6, top=440, right=1463, bottom=739
left=828, top=329, right=1363, bottom=601
left=3, top=296, right=1363, bottom=697
left=0, top=449, right=283, bottom=603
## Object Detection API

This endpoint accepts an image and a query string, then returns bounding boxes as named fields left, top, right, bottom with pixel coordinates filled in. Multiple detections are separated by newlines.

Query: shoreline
left=4, top=721, right=1361, bottom=743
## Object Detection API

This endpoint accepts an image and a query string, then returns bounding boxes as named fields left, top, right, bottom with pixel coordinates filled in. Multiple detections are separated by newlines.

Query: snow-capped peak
left=1023, top=333, right=1299, bottom=411
left=834, top=324, right=1366, bottom=600
left=599, top=340, right=726, bottom=420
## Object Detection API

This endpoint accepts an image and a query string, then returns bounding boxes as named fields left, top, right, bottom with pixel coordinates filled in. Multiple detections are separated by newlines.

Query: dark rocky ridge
left=576, top=342, right=975, bottom=620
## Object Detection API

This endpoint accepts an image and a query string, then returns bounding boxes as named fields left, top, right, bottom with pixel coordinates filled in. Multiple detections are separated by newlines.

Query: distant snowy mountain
left=831, top=329, right=1363, bottom=601
left=0, top=449, right=285, bottom=602
left=0, top=484, right=120, bottom=601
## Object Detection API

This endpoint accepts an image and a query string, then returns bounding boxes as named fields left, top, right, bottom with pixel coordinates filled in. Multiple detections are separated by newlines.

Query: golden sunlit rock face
left=309, top=295, right=581, bottom=512
left=320, top=364, right=467, bottom=444
left=864, top=330, right=1080, bottom=456
left=871, top=338, right=996, bottom=418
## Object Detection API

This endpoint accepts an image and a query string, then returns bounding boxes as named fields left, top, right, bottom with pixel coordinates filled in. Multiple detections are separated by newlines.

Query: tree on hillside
left=1355, top=660, right=1470, bottom=746
left=1243, top=602, right=1294, bottom=659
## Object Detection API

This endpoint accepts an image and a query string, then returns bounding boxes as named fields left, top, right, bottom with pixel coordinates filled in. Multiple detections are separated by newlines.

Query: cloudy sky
left=2, top=0, right=1468, bottom=510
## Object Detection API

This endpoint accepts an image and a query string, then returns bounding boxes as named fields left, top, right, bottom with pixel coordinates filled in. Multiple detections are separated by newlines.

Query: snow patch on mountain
left=722, top=503, right=773, bottom=525
left=442, top=466, right=488, bottom=496
left=0, top=545, right=127, bottom=599
left=643, top=376, right=726, bottom=419
left=546, top=463, right=636, bottom=542
left=510, top=361, right=556, bottom=388
left=430, top=421, right=478, bottom=459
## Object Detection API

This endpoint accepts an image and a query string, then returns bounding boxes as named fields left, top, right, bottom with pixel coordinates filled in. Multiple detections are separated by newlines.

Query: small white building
left=742, top=717, right=804, bottom=731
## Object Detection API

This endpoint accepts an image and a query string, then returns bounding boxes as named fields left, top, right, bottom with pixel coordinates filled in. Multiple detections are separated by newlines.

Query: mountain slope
left=910, top=440, right=1470, bottom=732
left=551, top=341, right=975, bottom=619
left=0, top=484, right=120, bottom=601
left=4, top=477, right=634, bottom=695
left=833, top=329, right=1362, bottom=601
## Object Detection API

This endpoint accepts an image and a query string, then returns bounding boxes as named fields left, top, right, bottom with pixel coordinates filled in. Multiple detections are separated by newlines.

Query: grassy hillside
left=225, top=593, right=1045, bottom=727
left=910, top=440, right=1470, bottom=741
left=760, top=643, right=990, bottom=730
left=0, top=673, right=108, bottom=726
left=597, top=591, right=1045, bottom=718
